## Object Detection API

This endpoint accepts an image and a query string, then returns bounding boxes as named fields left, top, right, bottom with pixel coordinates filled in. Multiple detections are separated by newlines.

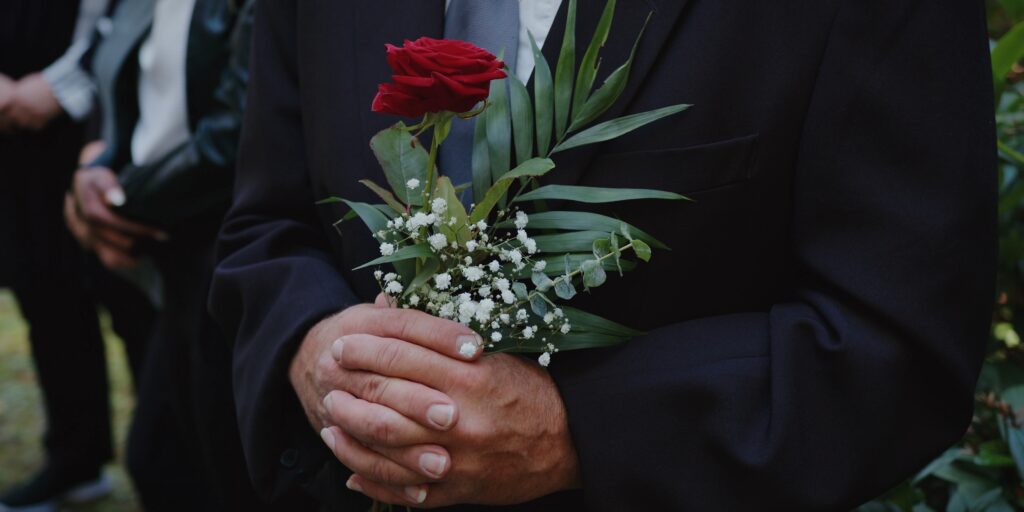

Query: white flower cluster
left=371, top=200, right=569, bottom=364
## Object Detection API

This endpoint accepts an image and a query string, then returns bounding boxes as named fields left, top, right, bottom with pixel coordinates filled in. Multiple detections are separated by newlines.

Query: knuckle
left=374, top=339, right=403, bottom=374
left=366, top=412, right=393, bottom=445
left=361, top=374, right=391, bottom=404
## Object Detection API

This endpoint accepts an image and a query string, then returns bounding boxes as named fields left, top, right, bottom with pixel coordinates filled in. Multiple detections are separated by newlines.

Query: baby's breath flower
left=560, top=323, right=571, bottom=334
left=516, top=309, right=528, bottom=321
left=533, top=260, right=547, bottom=272
left=379, top=243, right=395, bottom=256
left=439, top=303, right=455, bottom=318
left=478, top=285, right=491, bottom=297
left=543, top=312, right=555, bottom=324
left=476, top=220, right=487, bottom=231
left=480, top=233, right=490, bottom=242
left=434, top=273, right=452, bottom=290
left=385, top=281, right=403, bottom=295
left=463, top=266, right=485, bottom=282
left=538, top=352, right=551, bottom=367
left=554, top=308, right=564, bottom=317
left=522, top=326, right=535, bottom=339
left=373, top=270, right=384, bottom=280
left=408, top=294, right=420, bottom=306
left=524, top=239, right=537, bottom=254
left=384, top=272, right=397, bottom=282
left=428, top=233, right=448, bottom=251
left=393, top=217, right=405, bottom=229
left=500, top=290, right=516, bottom=304
left=466, top=240, right=479, bottom=252
left=499, top=313, right=510, bottom=324
left=514, top=211, right=529, bottom=229
left=491, top=332, right=502, bottom=342
left=464, top=256, right=473, bottom=265
left=431, top=197, right=447, bottom=215
left=406, top=178, right=420, bottom=189
left=488, top=260, right=500, bottom=272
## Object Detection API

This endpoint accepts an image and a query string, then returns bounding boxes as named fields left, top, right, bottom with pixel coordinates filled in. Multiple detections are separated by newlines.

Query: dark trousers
left=3, top=116, right=155, bottom=477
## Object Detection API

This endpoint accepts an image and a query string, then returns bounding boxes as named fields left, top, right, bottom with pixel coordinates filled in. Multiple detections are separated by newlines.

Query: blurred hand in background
left=1, top=73, right=62, bottom=132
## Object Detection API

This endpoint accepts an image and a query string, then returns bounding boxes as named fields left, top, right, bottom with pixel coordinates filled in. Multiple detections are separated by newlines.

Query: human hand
left=79, top=140, right=108, bottom=166
left=68, top=167, right=165, bottom=269
left=317, top=298, right=582, bottom=507
left=0, top=74, right=15, bottom=132
left=3, top=73, right=62, bottom=131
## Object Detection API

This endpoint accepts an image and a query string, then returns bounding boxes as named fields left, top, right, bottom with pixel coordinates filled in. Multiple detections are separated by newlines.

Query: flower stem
left=424, top=133, right=440, bottom=206
left=524, top=241, right=636, bottom=304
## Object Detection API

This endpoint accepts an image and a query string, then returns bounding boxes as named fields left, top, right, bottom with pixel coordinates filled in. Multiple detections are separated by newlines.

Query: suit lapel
left=538, top=0, right=691, bottom=185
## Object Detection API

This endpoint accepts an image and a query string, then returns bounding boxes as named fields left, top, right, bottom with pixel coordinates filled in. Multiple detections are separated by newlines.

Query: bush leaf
left=369, top=124, right=428, bottom=206
left=530, top=32, right=555, bottom=156
left=553, top=104, right=691, bottom=154
left=470, top=158, right=556, bottom=223
left=554, top=0, right=578, bottom=139
left=573, top=0, right=616, bottom=119
left=514, top=184, right=688, bottom=204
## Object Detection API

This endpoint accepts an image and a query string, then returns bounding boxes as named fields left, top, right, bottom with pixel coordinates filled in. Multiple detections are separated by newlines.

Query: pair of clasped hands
left=291, top=294, right=583, bottom=507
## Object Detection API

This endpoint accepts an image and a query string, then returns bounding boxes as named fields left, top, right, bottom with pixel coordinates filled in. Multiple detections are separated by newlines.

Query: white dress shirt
left=445, top=0, right=563, bottom=83
left=130, top=0, right=197, bottom=166
left=41, top=0, right=110, bottom=121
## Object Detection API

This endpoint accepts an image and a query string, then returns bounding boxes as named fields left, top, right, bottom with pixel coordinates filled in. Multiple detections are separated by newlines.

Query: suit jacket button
left=280, top=449, right=299, bottom=468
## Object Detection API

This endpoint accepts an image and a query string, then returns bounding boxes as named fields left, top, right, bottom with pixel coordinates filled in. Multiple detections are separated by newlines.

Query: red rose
left=372, top=37, right=507, bottom=118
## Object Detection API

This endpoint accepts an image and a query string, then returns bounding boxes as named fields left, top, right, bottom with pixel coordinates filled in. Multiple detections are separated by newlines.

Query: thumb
left=374, top=293, right=397, bottom=308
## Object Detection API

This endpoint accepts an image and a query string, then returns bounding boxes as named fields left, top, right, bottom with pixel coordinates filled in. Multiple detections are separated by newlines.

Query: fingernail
left=419, top=452, right=447, bottom=478
left=320, top=428, right=335, bottom=451
left=323, top=393, right=333, bottom=411
left=456, top=334, right=482, bottom=359
left=104, top=188, right=126, bottom=207
left=345, top=476, right=363, bottom=493
left=426, top=404, right=454, bottom=430
left=405, top=485, right=427, bottom=504
left=331, top=338, right=345, bottom=361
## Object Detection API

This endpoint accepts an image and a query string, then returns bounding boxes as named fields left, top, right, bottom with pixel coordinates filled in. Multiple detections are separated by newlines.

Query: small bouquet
left=323, top=0, right=690, bottom=366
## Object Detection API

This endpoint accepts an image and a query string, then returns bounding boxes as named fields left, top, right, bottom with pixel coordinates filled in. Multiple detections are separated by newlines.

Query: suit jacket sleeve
left=207, top=0, right=363, bottom=504
left=548, top=1, right=996, bottom=510
left=112, top=0, right=254, bottom=233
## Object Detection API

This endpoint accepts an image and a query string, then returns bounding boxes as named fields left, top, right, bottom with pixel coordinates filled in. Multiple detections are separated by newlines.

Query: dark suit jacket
left=209, top=0, right=997, bottom=509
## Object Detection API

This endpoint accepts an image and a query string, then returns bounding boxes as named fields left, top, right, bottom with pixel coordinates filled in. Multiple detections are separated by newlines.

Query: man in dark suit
left=209, top=0, right=996, bottom=509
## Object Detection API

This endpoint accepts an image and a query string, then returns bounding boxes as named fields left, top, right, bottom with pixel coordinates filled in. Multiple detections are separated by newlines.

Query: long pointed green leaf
left=404, top=257, right=440, bottom=297
left=553, top=104, right=690, bottom=154
left=354, top=243, right=433, bottom=270
left=514, top=185, right=688, bottom=204
left=470, top=158, right=555, bottom=223
left=435, top=176, right=472, bottom=243
left=533, top=231, right=610, bottom=253
left=341, top=200, right=390, bottom=236
left=499, top=210, right=668, bottom=249
left=471, top=114, right=491, bottom=205
left=562, top=306, right=643, bottom=337
left=570, top=13, right=650, bottom=132
left=993, top=20, right=1024, bottom=96
left=358, top=179, right=406, bottom=213
left=369, top=124, right=428, bottom=206
left=529, top=32, right=554, bottom=156
left=554, top=0, right=577, bottom=139
left=572, top=0, right=616, bottom=119
left=509, top=75, right=535, bottom=166
left=485, top=76, right=512, bottom=191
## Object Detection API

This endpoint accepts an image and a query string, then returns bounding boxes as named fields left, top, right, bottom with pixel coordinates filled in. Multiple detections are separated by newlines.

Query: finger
left=96, top=244, right=139, bottom=270
left=344, top=307, right=483, bottom=362
left=374, top=293, right=395, bottom=308
left=336, top=334, right=475, bottom=393
left=322, top=390, right=434, bottom=447
left=91, top=224, right=136, bottom=251
left=64, top=194, right=94, bottom=248
left=80, top=192, right=164, bottom=239
left=320, top=426, right=449, bottom=486
left=346, top=473, right=432, bottom=508
left=332, top=343, right=458, bottom=431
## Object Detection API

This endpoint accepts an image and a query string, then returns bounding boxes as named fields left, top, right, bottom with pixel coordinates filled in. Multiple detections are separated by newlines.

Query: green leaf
left=582, top=259, right=607, bottom=287
left=530, top=295, right=549, bottom=316
left=358, top=179, right=406, bottom=214
left=434, top=177, right=472, bottom=243
left=354, top=243, right=433, bottom=271
left=593, top=237, right=612, bottom=258
left=486, top=77, right=512, bottom=187
left=553, top=104, right=691, bottom=154
left=498, top=210, right=668, bottom=249
left=341, top=200, right=390, bottom=236
left=569, top=13, right=651, bottom=131
left=1006, top=422, right=1024, bottom=482
left=632, top=239, right=652, bottom=262
left=562, top=306, right=642, bottom=337
left=512, top=282, right=529, bottom=300
left=514, top=184, right=688, bottom=204
left=533, top=231, right=609, bottom=253
left=404, top=257, right=440, bottom=297
left=554, top=0, right=577, bottom=139
left=572, top=0, right=616, bottom=119
left=470, top=158, right=556, bottom=223
left=509, top=75, right=535, bottom=166
left=619, top=222, right=633, bottom=240
left=609, top=232, right=623, bottom=274
left=992, top=21, right=1024, bottom=96
left=554, top=279, right=577, bottom=300
left=369, top=124, right=428, bottom=206
left=529, top=32, right=555, bottom=156
left=492, top=330, right=630, bottom=352
left=532, top=271, right=554, bottom=291
left=524, top=253, right=635, bottom=278
left=471, top=112, right=492, bottom=205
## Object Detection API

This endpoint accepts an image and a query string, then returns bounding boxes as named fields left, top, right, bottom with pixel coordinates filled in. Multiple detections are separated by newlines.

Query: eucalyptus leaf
left=354, top=243, right=433, bottom=271
left=514, top=184, right=688, bottom=204
left=512, top=282, right=529, bottom=300
left=582, top=260, right=607, bottom=287
left=523, top=253, right=635, bottom=278
left=632, top=239, right=652, bottom=262
left=358, top=179, right=406, bottom=214
left=554, top=0, right=577, bottom=139
left=530, top=295, right=549, bottom=316
left=554, top=279, right=577, bottom=300
left=532, top=271, right=554, bottom=291
left=497, top=211, right=668, bottom=249
left=509, top=75, right=535, bottom=166
left=573, top=0, right=616, bottom=119
left=529, top=32, right=554, bottom=156
left=553, top=104, right=691, bottom=154
left=593, top=238, right=612, bottom=258
left=369, top=124, right=428, bottom=206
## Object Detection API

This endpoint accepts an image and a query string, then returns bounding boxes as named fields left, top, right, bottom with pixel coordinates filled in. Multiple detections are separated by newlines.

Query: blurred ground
left=0, top=290, right=140, bottom=511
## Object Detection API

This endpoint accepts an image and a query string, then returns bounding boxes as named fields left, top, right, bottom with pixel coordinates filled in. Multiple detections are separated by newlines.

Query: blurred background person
left=61, top=0, right=285, bottom=509
left=0, top=1, right=157, bottom=511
